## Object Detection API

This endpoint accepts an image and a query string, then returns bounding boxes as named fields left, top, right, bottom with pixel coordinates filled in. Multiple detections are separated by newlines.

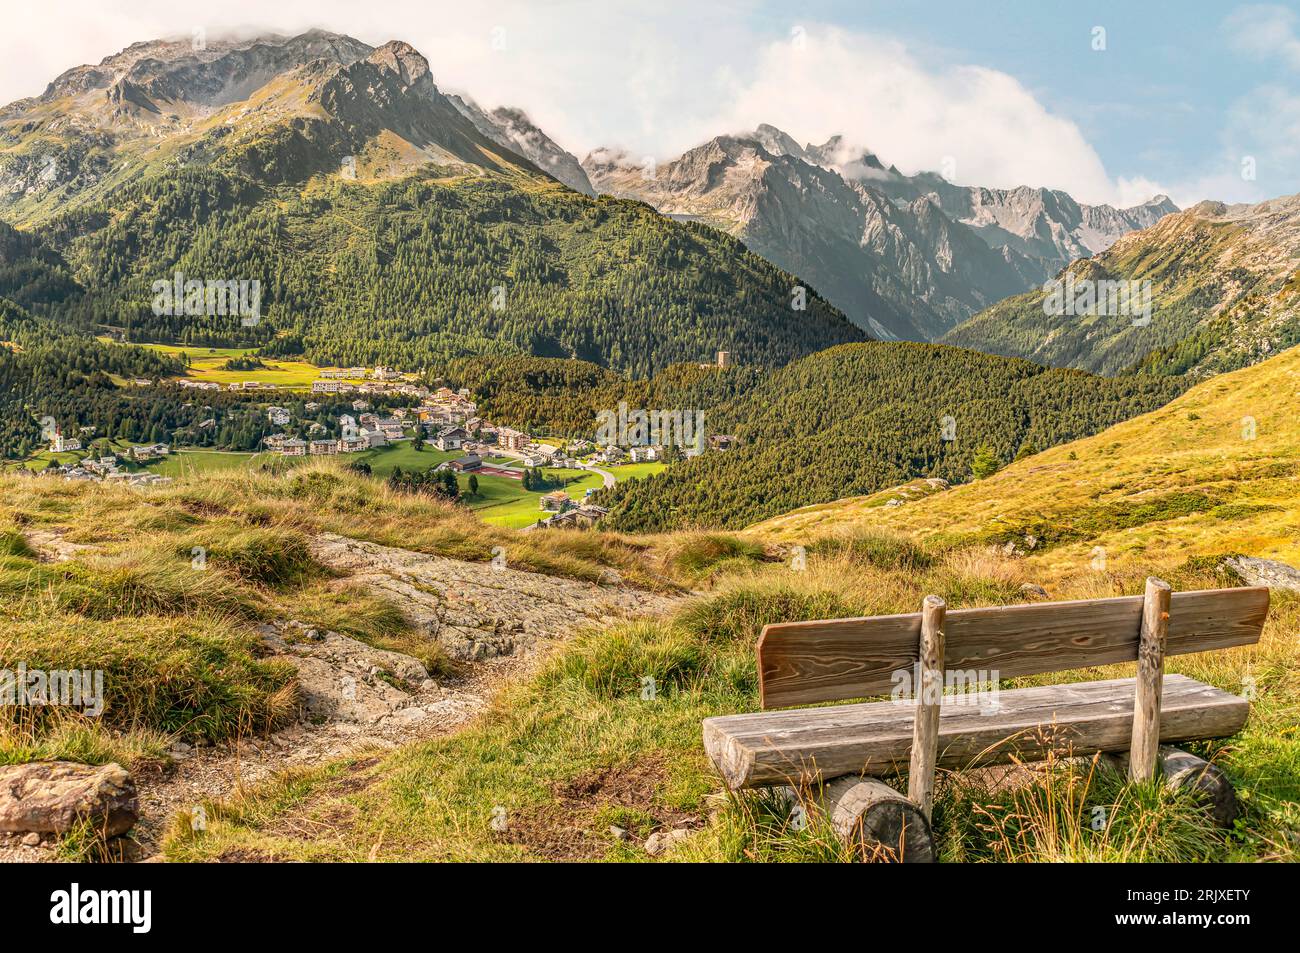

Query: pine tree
left=971, top=444, right=1001, bottom=480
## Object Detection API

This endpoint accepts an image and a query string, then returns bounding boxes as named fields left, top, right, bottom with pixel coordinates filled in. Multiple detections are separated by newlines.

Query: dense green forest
left=35, top=164, right=862, bottom=378
left=0, top=295, right=419, bottom=459
left=593, top=342, right=1186, bottom=531
left=0, top=298, right=181, bottom=456
left=0, top=220, right=81, bottom=311
left=443, top=354, right=764, bottom=436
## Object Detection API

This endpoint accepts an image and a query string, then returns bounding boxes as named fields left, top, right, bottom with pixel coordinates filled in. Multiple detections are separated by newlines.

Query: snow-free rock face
left=1225, top=556, right=1300, bottom=593
left=0, top=30, right=551, bottom=218
left=803, top=139, right=1177, bottom=262
left=0, top=762, right=138, bottom=836
left=448, top=94, right=594, bottom=196
left=584, top=129, right=1055, bottom=340
left=583, top=125, right=1174, bottom=342
left=26, top=29, right=373, bottom=112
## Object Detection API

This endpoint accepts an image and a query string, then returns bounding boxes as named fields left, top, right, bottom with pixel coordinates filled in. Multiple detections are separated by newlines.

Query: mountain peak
left=745, top=123, right=806, bottom=159
left=366, top=41, right=432, bottom=91
left=806, top=136, right=888, bottom=176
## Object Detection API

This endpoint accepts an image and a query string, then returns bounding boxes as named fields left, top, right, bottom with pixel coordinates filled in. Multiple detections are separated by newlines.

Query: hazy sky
left=3, top=0, right=1298, bottom=208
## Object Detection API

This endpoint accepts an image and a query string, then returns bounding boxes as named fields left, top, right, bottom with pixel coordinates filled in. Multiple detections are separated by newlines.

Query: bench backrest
left=756, top=586, right=1270, bottom=709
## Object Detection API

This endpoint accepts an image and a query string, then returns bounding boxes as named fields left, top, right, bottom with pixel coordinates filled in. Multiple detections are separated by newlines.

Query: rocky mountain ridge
left=582, top=124, right=1176, bottom=341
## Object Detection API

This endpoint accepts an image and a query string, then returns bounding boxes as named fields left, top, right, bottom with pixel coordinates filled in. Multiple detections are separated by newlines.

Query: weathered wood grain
left=821, top=777, right=934, bottom=862
left=906, top=595, right=946, bottom=820
left=704, top=674, right=1248, bottom=789
left=1128, top=578, right=1171, bottom=781
left=757, top=587, right=1269, bottom=709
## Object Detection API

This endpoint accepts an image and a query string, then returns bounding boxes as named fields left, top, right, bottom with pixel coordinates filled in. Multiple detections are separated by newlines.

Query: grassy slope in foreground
left=163, top=533, right=1299, bottom=863
left=160, top=354, right=1300, bottom=862
left=750, top=343, right=1300, bottom=577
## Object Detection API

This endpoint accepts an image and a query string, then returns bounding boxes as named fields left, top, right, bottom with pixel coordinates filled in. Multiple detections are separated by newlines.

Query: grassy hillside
left=155, top=351, right=1300, bottom=864
left=750, top=343, right=1300, bottom=578
left=5, top=419, right=1296, bottom=863
left=0, top=461, right=713, bottom=768
left=941, top=197, right=1300, bottom=378
left=596, top=342, right=1183, bottom=531
left=134, top=343, right=329, bottom=389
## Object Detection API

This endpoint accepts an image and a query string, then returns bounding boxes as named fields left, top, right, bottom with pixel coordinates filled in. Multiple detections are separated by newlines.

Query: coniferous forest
left=592, top=343, right=1186, bottom=530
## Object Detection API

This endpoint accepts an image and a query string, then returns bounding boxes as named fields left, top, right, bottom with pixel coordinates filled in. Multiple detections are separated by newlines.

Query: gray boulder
left=0, top=762, right=137, bottom=836
left=1224, top=556, right=1300, bottom=592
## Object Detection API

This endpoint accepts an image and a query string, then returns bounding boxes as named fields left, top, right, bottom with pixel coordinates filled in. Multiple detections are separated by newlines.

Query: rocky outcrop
left=448, top=94, right=594, bottom=196
left=0, top=762, right=138, bottom=836
left=309, top=534, right=679, bottom=661
left=810, top=136, right=1176, bottom=263
left=32, top=29, right=372, bottom=109
left=1224, top=556, right=1300, bottom=593
left=258, top=621, right=438, bottom=725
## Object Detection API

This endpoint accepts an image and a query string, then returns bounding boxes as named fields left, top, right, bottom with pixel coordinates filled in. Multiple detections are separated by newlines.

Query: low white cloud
left=708, top=27, right=1148, bottom=206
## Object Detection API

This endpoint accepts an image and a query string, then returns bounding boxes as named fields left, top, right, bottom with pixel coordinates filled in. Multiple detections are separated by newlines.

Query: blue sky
left=775, top=1, right=1300, bottom=206
left=4, top=1, right=1298, bottom=207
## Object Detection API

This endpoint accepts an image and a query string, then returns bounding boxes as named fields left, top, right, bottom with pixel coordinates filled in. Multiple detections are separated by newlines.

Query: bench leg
left=786, top=777, right=936, bottom=862
left=1105, top=746, right=1239, bottom=828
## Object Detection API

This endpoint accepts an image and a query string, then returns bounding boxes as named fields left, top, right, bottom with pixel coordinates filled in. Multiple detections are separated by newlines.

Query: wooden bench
left=703, top=579, right=1269, bottom=860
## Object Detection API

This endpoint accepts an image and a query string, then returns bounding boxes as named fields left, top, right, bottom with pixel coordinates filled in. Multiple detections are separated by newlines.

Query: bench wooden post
left=1129, top=577, right=1171, bottom=782
left=907, top=595, right=946, bottom=820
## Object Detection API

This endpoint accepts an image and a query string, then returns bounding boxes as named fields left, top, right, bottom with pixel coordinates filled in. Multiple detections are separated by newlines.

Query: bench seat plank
left=704, top=674, right=1248, bottom=789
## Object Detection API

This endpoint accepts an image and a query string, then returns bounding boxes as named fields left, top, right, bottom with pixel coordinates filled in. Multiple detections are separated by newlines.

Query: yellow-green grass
left=346, top=447, right=604, bottom=528
left=4, top=450, right=83, bottom=472
left=0, top=494, right=455, bottom=769
left=161, top=538, right=1300, bottom=863
left=0, top=538, right=301, bottom=765
left=354, top=444, right=457, bottom=477
left=117, top=341, right=361, bottom=390
left=146, top=449, right=278, bottom=478
left=605, top=462, right=668, bottom=480
left=749, top=344, right=1300, bottom=580
left=5, top=438, right=182, bottom=474
left=0, top=460, right=702, bottom=597
left=470, top=469, right=606, bottom=529
left=0, top=461, right=764, bottom=777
